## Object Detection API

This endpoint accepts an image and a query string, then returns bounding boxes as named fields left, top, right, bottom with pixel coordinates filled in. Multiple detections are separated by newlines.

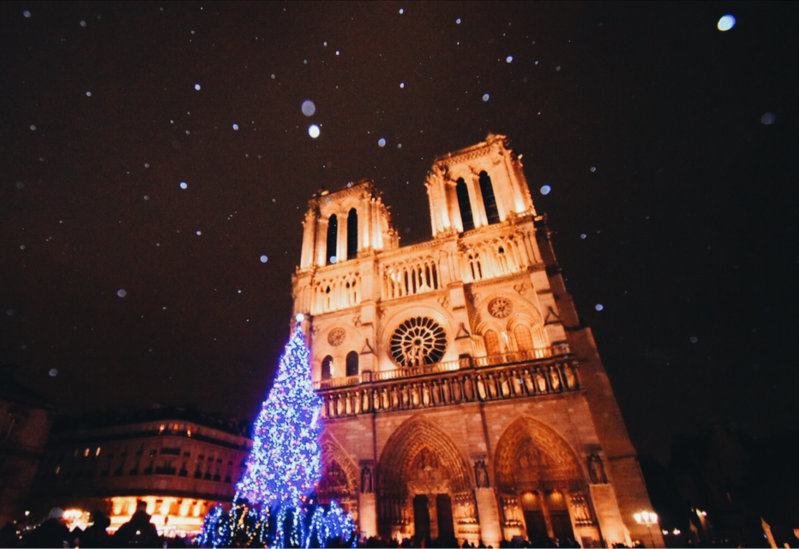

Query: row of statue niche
left=358, top=456, right=604, bottom=509
left=320, top=363, right=580, bottom=417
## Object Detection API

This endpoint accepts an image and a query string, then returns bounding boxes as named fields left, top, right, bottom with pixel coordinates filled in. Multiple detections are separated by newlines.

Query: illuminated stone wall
left=293, top=135, right=662, bottom=547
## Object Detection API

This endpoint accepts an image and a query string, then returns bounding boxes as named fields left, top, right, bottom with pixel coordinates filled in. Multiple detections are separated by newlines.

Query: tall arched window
left=346, top=351, right=359, bottom=377
left=326, top=215, right=338, bottom=264
left=484, top=330, right=501, bottom=356
left=479, top=171, right=500, bottom=224
left=456, top=178, right=474, bottom=231
left=321, top=355, right=333, bottom=380
left=513, top=324, right=534, bottom=352
left=347, top=208, right=358, bottom=260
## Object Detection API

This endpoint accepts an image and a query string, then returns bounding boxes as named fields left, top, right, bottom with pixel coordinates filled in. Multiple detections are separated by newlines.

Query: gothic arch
left=378, top=418, right=478, bottom=540
left=318, top=432, right=360, bottom=519
left=494, top=416, right=584, bottom=492
left=379, top=417, right=472, bottom=496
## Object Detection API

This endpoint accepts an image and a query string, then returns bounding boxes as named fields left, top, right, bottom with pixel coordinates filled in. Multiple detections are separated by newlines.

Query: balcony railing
left=315, top=349, right=580, bottom=419
left=314, top=348, right=559, bottom=390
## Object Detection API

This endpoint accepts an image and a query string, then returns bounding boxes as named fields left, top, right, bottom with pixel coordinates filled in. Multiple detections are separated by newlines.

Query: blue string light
left=197, top=325, right=356, bottom=547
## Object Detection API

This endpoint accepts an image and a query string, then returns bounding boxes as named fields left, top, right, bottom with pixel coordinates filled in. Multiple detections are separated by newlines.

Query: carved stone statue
left=475, top=460, right=490, bottom=488
left=361, top=466, right=373, bottom=493
left=588, top=453, right=607, bottom=484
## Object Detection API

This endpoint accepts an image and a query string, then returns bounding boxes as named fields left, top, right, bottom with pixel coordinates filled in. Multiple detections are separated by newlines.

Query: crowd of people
left=0, top=502, right=189, bottom=548
left=0, top=508, right=742, bottom=549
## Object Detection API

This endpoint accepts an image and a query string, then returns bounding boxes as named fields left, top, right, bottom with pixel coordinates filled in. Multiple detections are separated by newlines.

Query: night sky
left=2, top=2, right=796, bottom=463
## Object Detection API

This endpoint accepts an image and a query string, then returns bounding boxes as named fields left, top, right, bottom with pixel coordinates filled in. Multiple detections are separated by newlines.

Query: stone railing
left=315, top=352, right=580, bottom=419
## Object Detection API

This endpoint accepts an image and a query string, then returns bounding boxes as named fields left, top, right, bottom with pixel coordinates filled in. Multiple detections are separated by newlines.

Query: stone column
left=316, top=217, right=329, bottom=266
left=474, top=488, right=502, bottom=547
left=359, top=491, right=377, bottom=537
left=338, top=212, right=348, bottom=263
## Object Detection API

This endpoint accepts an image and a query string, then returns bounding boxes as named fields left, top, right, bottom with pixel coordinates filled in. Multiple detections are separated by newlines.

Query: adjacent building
left=0, top=366, right=55, bottom=526
left=294, top=134, right=661, bottom=547
left=29, top=406, right=251, bottom=537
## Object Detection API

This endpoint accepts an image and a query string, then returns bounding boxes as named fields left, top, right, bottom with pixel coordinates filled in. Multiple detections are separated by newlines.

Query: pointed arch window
left=513, top=324, right=535, bottom=352
left=321, top=355, right=333, bottom=381
left=456, top=178, right=474, bottom=231
left=479, top=171, right=500, bottom=224
left=347, top=208, right=358, bottom=260
left=484, top=329, right=501, bottom=356
left=346, top=351, right=359, bottom=377
left=326, top=215, right=338, bottom=264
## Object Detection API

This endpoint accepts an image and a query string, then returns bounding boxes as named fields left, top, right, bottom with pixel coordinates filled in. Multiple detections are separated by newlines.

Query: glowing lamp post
left=634, top=511, right=659, bottom=547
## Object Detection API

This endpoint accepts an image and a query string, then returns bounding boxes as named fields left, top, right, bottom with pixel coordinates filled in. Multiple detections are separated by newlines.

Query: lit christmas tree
left=235, top=318, right=324, bottom=509
left=198, top=317, right=356, bottom=548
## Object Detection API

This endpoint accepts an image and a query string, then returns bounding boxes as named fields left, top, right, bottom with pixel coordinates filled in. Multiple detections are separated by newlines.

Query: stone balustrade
left=315, top=352, right=580, bottom=419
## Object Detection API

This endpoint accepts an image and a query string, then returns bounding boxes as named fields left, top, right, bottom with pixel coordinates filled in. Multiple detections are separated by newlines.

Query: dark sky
left=2, top=1, right=796, bottom=463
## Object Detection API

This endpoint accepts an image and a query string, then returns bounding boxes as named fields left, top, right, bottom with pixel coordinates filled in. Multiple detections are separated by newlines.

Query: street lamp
left=634, top=511, right=659, bottom=547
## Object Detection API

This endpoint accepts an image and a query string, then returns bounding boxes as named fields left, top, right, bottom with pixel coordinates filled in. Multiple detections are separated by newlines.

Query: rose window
left=328, top=328, right=346, bottom=346
left=390, top=317, right=447, bottom=367
left=488, top=297, right=513, bottom=318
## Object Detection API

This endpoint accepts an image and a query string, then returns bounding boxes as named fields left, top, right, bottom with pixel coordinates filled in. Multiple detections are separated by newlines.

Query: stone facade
left=292, top=134, right=661, bottom=547
left=29, top=407, right=251, bottom=536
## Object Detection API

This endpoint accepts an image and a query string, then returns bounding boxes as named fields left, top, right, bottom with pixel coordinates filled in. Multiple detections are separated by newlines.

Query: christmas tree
left=235, top=318, right=324, bottom=509
left=198, top=317, right=356, bottom=548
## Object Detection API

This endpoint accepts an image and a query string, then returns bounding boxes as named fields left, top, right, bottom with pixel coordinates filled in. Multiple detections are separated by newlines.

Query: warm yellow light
left=673, top=529, right=681, bottom=535
left=633, top=511, right=658, bottom=526
left=95, top=447, right=102, bottom=456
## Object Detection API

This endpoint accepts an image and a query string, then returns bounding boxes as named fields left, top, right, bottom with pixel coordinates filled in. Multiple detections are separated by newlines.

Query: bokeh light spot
left=717, top=14, right=736, bottom=31
left=308, top=124, right=320, bottom=138
left=540, top=185, right=551, bottom=195
left=482, top=93, right=490, bottom=102
left=760, top=112, right=776, bottom=125
left=117, top=289, right=127, bottom=298
left=260, top=255, right=268, bottom=263
left=378, top=138, right=386, bottom=147
left=595, top=304, right=604, bottom=311
left=301, top=100, right=316, bottom=116
left=179, top=182, right=188, bottom=189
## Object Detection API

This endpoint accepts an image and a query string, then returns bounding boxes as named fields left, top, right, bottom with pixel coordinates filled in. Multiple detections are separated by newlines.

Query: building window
left=484, top=330, right=501, bottom=355
left=326, top=214, right=338, bottom=264
left=321, top=355, right=333, bottom=381
left=456, top=178, right=474, bottom=231
left=347, top=208, right=358, bottom=260
left=345, top=351, right=359, bottom=377
left=479, top=171, right=500, bottom=224
left=513, top=325, right=534, bottom=352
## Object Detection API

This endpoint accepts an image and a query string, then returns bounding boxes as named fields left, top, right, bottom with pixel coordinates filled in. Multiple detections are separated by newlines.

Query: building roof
left=51, top=405, right=249, bottom=437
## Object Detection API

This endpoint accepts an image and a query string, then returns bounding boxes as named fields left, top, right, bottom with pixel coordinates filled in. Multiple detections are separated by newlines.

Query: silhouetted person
left=25, top=508, right=70, bottom=548
left=80, top=511, right=111, bottom=548
left=113, top=502, right=160, bottom=547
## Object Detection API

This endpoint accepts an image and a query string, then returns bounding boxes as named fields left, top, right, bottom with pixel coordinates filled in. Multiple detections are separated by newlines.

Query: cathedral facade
left=291, top=135, right=659, bottom=547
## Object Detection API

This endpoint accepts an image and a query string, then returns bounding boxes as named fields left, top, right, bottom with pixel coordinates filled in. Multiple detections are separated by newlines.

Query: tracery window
left=390, top=317, right=447, bottom=367
left=513, top=324, right=535, bottom=351
left=484, top=329, right=501, bottom=355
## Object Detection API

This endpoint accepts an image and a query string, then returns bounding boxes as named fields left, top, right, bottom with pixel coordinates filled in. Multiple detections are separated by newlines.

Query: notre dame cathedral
left=291, top=135, right=660, bottom=547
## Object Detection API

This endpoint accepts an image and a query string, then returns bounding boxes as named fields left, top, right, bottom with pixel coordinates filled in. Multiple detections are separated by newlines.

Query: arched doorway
left=494, top=417, right=599, bottom=546
left=318, top=434, right=360, bottom=523
left=378, top=418, right=478, bottom=544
